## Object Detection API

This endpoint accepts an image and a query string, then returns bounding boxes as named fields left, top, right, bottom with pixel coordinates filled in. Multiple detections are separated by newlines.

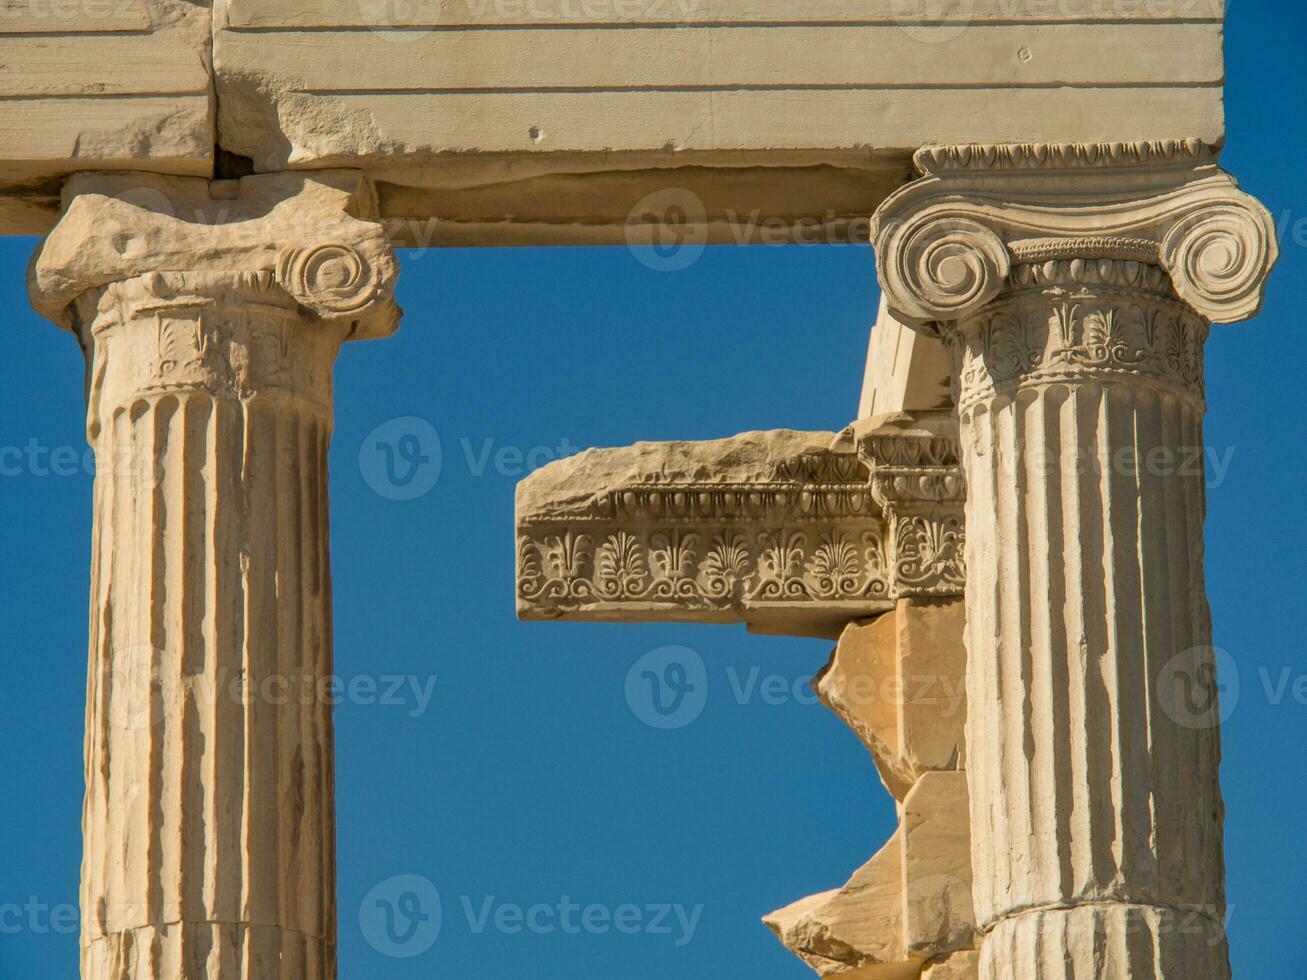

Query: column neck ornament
left=947, top=256, right=1210, bottom=413
left=872, top=139, right=1278, bottom=334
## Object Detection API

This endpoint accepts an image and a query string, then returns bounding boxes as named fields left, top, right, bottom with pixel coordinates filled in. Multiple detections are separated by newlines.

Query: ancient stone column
left=28, top=172, right=401, bottom=979
left=873, top=141, right=1278, bottom=979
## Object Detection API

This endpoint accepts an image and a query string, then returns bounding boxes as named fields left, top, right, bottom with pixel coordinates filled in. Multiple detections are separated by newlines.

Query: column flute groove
left=29, top=173, right=400, bottom=980
left=873, top=140, right=1278, bottom=980
left=951, top=260, right=1230, bottom=976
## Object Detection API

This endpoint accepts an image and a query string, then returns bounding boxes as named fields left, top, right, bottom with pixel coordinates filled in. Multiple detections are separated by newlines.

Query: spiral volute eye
left=882, top=214, right=1009, bottom=324
left=277, top=244, right=379, bottom=317
left=1162, top=203, right=1278, bottom=323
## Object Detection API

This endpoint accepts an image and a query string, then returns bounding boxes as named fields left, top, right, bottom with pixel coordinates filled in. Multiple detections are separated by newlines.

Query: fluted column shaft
left=871, top=141, right=1279, bottom=980
left=948, top=256, right=1227, bottom=978
left=77, top=274, right=344, bottom=978
left=28, top=171, right=401, bottom=980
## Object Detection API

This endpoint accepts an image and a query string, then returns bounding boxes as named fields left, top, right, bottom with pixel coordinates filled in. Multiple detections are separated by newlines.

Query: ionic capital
left=28, top=170, right=401, bottom=340
left=872, top=139, right=1278, bottom=328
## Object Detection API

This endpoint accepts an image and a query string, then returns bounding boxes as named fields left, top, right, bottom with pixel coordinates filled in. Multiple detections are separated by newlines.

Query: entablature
left=516, top=414, right=965, bottom=638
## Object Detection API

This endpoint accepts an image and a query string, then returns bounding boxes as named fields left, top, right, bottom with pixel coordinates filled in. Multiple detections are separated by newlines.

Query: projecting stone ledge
left=515, top=429, right=893, bottom=639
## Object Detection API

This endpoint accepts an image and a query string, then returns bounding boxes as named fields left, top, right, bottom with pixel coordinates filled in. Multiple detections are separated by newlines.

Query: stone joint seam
left=978, top=897, right=1226, bottom=938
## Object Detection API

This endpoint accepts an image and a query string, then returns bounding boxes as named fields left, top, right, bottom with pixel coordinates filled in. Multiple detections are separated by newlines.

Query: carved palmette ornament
left=515, top=441, right=906, bottom=625
left=518, top=511, right=892, bottom=615
left=852, top=412, right=968, bottom=598
left=945, top=258, right=1212, bottom=411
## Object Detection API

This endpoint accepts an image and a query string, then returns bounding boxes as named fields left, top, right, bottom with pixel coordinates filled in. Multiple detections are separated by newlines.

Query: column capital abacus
left=871, top=139, right=1278, bottom=329
left=28, top=170, right=401, bottom=341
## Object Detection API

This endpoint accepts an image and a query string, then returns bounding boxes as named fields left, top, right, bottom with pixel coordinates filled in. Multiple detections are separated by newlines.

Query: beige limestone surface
left=210, top=0, right=1225, bottom=245
left=29, top=171, right=400, bottom=979
left=871, top=141, right=1278, bottom=980
left=901, top=773, right=974, bottom=958
left=859, top=297, right=953, bottom=420
left=923, top=951, right=980, bottom=980
left=1, top=2, right=1225, bottom=238
left=768, top=601, right=976, bottom=980
left=765, top=830, right=918, bottom=980
left=818, top=601, right=967, bottom=802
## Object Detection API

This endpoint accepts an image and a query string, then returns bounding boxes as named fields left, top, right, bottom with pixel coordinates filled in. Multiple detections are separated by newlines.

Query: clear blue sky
left=2, top=4, right=1305, bottom=977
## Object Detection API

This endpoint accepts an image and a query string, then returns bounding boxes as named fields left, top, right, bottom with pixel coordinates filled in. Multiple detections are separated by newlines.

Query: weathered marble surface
left=871, top=139, right=1277, bottom=980
left=29, top=172, right=401, bottom=979
left=1, top=1, right=1225, bottom=238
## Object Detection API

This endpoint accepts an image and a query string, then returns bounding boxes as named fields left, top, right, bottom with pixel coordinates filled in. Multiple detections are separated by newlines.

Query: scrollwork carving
left=877, top=211, right=1010, bottom=326
left=852, top=412, right=967, bottom=599
left=872, top=141, right=1278, bottom=333
left=276, top=243, right=384, bottom=319
left=515, top=438, right=908, bottom=623
left=1161, top=202, right=1279, bottom=323
left=517, top=524, right=891, bottom=615
left=893, top=512, right=967, bottom=596
left=516, top=426, right=971, bottom=625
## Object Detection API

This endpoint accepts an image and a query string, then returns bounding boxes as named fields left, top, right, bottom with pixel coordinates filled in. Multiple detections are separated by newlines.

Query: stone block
left=764, top=829, right=918, bottom=980
left=923, top=950, right=980, bottom=980
left=901, top=772, right=975, bottom=959
left=819, top=599, right=967, bottom=802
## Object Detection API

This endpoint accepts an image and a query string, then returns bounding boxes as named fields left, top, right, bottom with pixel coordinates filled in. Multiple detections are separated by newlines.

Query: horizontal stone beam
left=0, top=2, right=1225, bottom=239
left=515, top=430, right=893, bottom=638
left=0, top=0, right=213, bottom=235
left=515, top=415, right=964, bottom=638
